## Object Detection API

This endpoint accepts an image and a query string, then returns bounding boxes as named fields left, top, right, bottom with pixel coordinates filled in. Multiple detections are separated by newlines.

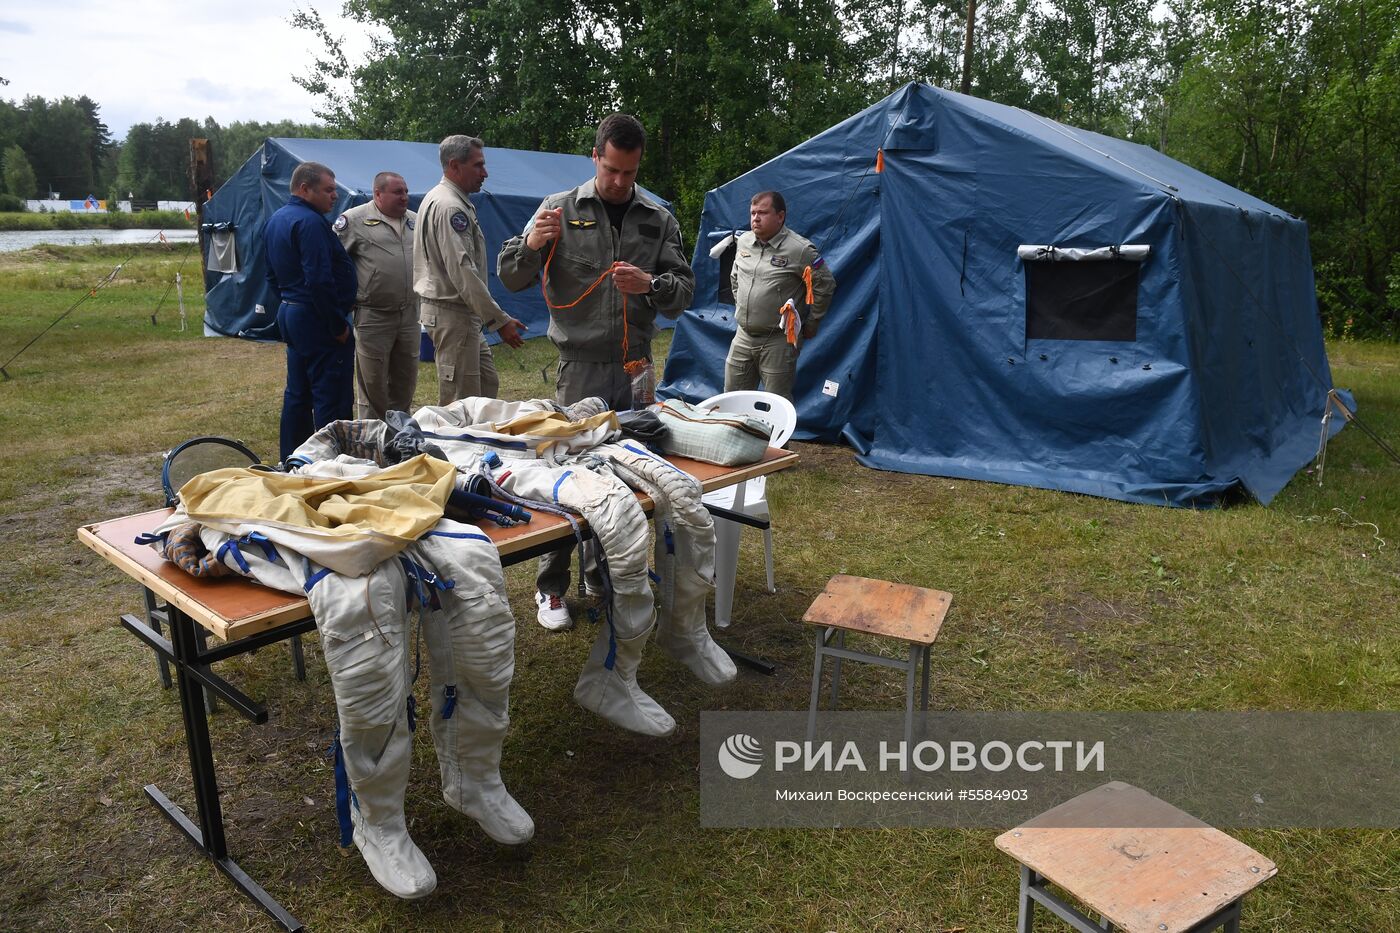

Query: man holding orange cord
left=498, top=112, right=694, bottom=631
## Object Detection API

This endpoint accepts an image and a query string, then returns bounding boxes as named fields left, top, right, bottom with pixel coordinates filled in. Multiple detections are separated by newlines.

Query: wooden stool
left=803, top=575, right=952, bottom=755
left=995, top=782, right=1277, bottom=933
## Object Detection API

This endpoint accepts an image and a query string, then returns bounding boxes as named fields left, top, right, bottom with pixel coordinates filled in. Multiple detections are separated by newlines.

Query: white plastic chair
left=695, top=391, right=797, bottom=627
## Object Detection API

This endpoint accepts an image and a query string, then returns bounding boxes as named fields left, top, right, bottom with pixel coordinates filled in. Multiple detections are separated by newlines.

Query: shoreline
left=0, top=210, right=196, bottom=232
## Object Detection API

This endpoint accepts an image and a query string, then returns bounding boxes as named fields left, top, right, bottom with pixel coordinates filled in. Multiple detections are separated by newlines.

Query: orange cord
left=875, top=148, right=884, bottom=173
left=540, top=232, right=648, bottom=375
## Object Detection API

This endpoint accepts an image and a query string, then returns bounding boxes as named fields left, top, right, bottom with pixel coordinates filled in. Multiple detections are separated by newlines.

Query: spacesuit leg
left=322, top=617, right=436, bottom=899
left=573, top=617, right=675, bottom=738
left=421, top=591, right=534, bottom=844
left=409, top=522, right=533, bottom=844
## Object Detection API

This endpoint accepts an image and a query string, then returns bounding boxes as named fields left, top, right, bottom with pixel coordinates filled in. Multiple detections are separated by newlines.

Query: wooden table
left=80, top=447, right=798, bottom=642
left=995, top=781, right=1277, bottom=933
left=77, top=446, right=798, bottom=931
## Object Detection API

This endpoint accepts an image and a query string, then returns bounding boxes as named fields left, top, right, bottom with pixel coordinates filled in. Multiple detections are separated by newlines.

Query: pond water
left=0, top=228, right=200, bottom=252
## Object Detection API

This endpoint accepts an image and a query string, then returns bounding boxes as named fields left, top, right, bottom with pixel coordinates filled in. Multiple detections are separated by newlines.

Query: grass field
left=0, top=244, right=1396, bottom=931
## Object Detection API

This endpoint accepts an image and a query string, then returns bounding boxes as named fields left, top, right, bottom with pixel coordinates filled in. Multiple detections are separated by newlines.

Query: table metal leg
left=193, top=626, right=219, bottom=714
left=1018, top=865, right=1036, bottom=933
left=142, top=605, right=303, bottom=931
left=806, top=627, right=826, bottom=743
left=903, top=644, right=919, bottom=782
left=143, top=587, right=173, bottom=689
left=920, top=644, right=931, bottom=711
left=829, top=629, right=845, bottom=706
left=289, top=634, right=306, bottom=681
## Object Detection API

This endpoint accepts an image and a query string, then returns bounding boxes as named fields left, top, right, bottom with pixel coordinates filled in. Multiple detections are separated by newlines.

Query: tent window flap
left=1021, top=245, right=1148, bottom=342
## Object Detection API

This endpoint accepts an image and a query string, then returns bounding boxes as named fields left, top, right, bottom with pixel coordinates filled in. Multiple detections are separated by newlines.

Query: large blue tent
left=200, top=137, right=670, bottom=344
left=660, top=83, right=1349, bottom=507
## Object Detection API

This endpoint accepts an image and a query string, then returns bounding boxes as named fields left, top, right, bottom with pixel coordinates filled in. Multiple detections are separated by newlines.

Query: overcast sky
left=0, top=2, right=377, bottom=139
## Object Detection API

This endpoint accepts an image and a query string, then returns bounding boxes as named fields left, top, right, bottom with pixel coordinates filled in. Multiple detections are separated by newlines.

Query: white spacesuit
left=154, top=455, right=531, bottom=900
left=414, top=398, right=736, bottom=737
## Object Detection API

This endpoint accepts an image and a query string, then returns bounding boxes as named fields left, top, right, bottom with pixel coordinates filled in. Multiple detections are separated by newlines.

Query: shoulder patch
left=363, top=218, right=382, bottom=226
left=770, top=256, right=789, bottom=267
left=449, top=211, right=470, bottom=233
left=567, top=219, right=597, bottom=229
left=332, top=215, right=348, bottom=232
left=405, top=217, right=415, bottom=230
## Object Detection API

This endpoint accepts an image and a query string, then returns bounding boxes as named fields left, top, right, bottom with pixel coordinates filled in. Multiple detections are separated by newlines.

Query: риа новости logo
left=718, top=734, right=763, bottom=779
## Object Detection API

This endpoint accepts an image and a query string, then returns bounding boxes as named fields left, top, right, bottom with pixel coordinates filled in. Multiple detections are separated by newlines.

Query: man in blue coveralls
left=263, top=161, right=358, bottom=460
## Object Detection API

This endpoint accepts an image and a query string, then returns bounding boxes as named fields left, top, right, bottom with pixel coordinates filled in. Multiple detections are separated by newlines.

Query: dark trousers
left=278, top=301, right=355, bottom=460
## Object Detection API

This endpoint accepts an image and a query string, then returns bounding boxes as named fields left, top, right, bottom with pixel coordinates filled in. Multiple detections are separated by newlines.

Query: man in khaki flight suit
left=498, top=112, right=694, bottom=631
left=725, top=190, right=836, bottom=401
left=414, top=135, right=526, bottom=403
left=335, top=171, right=420, bottom=419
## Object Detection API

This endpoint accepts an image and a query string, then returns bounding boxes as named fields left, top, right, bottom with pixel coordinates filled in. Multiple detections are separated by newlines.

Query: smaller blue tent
left=200, top=137, right=671, bottom=343
left=660, top=84, right=1350, bottom=507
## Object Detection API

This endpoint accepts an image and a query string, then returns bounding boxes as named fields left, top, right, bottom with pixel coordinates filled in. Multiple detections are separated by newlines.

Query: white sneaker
left=535, top=591, right=574, bottom=631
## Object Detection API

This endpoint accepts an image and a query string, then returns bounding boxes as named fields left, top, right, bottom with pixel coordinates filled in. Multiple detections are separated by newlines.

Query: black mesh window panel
left=718, top=239, right=737, bottom=305
left=1025, top=258, right=1140, bottom=341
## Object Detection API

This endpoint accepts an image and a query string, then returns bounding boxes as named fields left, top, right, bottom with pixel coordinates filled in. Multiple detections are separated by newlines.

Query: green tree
left=294, top=0, right=871, bottom=232
left=3, top=143, right=36, bottom=198
left=1027, top=0, right=1155, bottom=132
left=115, top=117, right=205, bottom=199
left=1301, top=0, right=1400, bottom=336
left=17, top=95, right=112, bottom=197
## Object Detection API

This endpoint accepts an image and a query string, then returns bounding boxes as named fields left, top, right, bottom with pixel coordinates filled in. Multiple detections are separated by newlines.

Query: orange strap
left=875, top=148, right=884, bottom=173
left=802, top=265, right=814, bottom=305
left=540, top=232, right=648, bottom=375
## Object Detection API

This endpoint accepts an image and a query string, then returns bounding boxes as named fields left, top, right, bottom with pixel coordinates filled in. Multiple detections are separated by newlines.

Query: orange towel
left=779, top=299, right=802, bottom=346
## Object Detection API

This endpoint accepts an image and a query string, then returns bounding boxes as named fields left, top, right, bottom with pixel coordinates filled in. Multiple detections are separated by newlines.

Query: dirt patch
left=1040, top=590, right=1155, bottom=673
left=3, top=451, right=166, bottom=526
left=67, top=451, right=166, bottom=504
left=1042, top=590, right=1149, bottom=633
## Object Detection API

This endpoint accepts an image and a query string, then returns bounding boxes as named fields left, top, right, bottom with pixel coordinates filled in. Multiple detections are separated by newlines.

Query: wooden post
left=188, top=137, right=212, bottom=266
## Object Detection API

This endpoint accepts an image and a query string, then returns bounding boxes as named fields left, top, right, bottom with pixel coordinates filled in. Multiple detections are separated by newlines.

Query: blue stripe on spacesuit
left=552, top=470, right=574, bottom=503
left=622, top=441, right=686, bottom=474
left=425, top=530, right=491, bottom=543
left=332, top=729, right=354, bottom=847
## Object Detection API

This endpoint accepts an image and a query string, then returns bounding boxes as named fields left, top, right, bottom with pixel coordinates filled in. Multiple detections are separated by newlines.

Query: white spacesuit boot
left=654, top=561, right=737, bottom=686
left=422, top=595, right=534, bottom=845
left=324, top=620, right=437, bottom=899
left=574, top=619, right=676, bottom=737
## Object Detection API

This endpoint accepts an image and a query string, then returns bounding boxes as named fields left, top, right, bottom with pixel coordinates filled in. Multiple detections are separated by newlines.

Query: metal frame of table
left=78, top=447, right=797, bottom=930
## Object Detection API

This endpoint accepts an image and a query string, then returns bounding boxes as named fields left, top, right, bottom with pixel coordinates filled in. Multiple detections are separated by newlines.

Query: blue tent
left=660, top=84, right=1349, bottom=507
left=200, top=137, right=671, bottom=344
